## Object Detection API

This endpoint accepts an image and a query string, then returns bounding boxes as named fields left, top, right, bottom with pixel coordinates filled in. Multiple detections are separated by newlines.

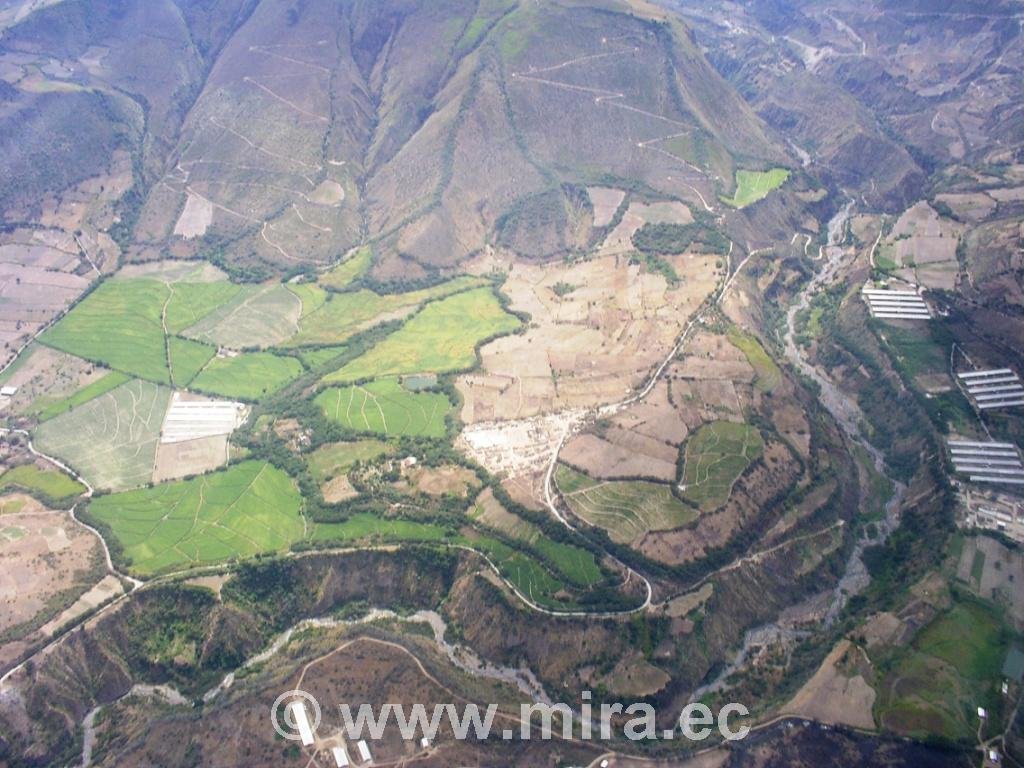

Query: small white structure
left=978, top=706, right=987, bottom=719
left=356, top=739, right=372, bottom=763
left=0, top=385, right=18, bottom=397
left=401, top=456, right=418, bottom=469
left=331, top=745, right=350, bottom=767
left=286, top=700, right=315, bottom=746
left=420, top=736, right=430, bottom=748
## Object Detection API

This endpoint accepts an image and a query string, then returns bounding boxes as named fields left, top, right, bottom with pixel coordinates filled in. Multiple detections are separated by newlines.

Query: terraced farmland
left=679, top=421, right=763, bottom=510
left=324, top=287, right=520, bottom=384
left=470, top=489, right=602, bottom=588
left=86, top=461, right=304, bottom=576
left=314, top=379, right=450, bottom=437
left=556, top=465, right=697, bottom=544
left=33, top=379, right=171, bottom=491
left=190, top=352, right=303, bottom=400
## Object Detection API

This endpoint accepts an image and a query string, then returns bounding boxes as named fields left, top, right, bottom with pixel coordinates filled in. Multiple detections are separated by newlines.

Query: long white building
left=861, top=287, right=932, bottom=320
left=958, top=369, right=1024, bottom=411
left=948, top=439, right=1024, bottom=485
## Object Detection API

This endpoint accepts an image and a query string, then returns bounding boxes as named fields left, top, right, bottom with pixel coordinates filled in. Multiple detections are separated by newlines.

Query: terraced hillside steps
left=947, top=440, right=1024, bottom=485
left=958, top=368, right=1024, bottom=411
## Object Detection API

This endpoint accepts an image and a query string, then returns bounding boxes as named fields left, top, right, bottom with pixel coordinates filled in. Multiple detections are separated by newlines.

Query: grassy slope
left=720, top=168, right=790, bottom=208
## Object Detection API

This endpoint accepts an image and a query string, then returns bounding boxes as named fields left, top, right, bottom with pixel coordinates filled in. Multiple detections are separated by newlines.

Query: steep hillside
left=2, top=0, right=785, bottom=280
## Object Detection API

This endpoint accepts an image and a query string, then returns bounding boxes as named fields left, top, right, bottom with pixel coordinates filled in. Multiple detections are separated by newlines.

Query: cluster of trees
left=631, top=218, right=730, bottom=257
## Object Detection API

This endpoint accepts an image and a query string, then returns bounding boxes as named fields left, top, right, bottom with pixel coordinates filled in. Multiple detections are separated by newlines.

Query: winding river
left=692, top=202, right=905, bottom=700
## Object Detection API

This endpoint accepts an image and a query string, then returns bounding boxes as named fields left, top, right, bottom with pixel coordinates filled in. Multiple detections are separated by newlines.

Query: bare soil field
left=399, top=464, right=479, bottom=498
left=878, top=201, right=963, bottom=290
left=171, top=193, right=214, bottom=239
left=597, top=200, right=694, bottom=256
left=561, top=432, right=677, bottom=481
left=782, top=639, right=877, bottom=730
left=0, top=344, right=106, bottom=415
left=0, top=264, right=89, bottom=364
left=586, top=186, right=626, bottom=227
left=152, top=436, right=229, bottom=484
left=956, top=535, right=1024, bottom=631
left=0, top=495, right=105, bottom=672
left=458, top=251, right=719, bottom=422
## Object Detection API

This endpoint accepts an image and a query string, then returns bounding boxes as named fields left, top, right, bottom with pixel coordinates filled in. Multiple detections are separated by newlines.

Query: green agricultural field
left=33, top=370, right=131, bottom=421
left=875, top=597, right=1012, bottom=742
left=463, top=534, right=582, bottom=611
left=164, top=282, right=243, bottom=334
left=720, top=168, right=790, bottom=208
left=287, top=283, right=328, bottom=317
left=319, top=245, right=372, bottom=290
left=169, top=337, right=216, bottom=387
left=87, top=461, right=304, bottom=576
left=182, top=283, right=301, bottom=349
left=0, top=464, right=86, bottom=502
left=315, top=379, right=450, bottom=438
left=470, top=490, right=602, bottom=588
left=556, top=465, right=696, bottom=544
left=679, top=421, right=763, bottom=511
left=41, top=279, right=171, bottom=383
left=307, top=440, right=391, bottom=482
left=311, top=513, right=448, bottom=544
left=324, top=287, right=519, bottom=384
left=190, top=352, right=303, bottom=400
left=286, top=276, right=485, bottom=348
left=33, top=379, right=171, bottom=491
left=728, top=330, right=781, bottom=392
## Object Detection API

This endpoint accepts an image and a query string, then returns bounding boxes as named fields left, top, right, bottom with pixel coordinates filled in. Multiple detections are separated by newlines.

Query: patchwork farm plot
left=181, top=283, right=301, bottom=349
left=555, top=465, right=696, bottom=544
left=86, top=460, right=303, bottom=576
left=679, top=421, right=763, bottom=510
left=33, top=379, right=171, bottom=491
left=314, top=379, right=450, bottom=438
